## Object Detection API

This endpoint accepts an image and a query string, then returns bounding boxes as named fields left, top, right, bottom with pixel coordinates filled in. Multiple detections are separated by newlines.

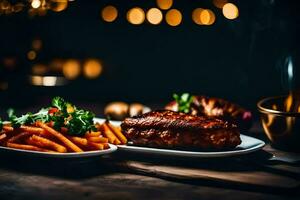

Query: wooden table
left=0, top=142, right=299, bottom=200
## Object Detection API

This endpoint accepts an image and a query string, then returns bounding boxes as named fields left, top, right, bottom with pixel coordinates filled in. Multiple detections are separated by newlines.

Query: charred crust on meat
left=121, top=110, right=241, bottom=149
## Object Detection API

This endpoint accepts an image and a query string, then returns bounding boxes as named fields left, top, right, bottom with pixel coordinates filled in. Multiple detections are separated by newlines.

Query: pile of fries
left=96, top=121, right=127, bottom=145
left=0, top=120, right=127, bottom=153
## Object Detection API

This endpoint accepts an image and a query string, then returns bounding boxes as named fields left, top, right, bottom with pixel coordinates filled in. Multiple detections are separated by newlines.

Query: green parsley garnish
left=0, top=97, right=96, bottom=136
left=173, top=93, right=194, bottom=113
left=7, top=108, right=50, bottom=128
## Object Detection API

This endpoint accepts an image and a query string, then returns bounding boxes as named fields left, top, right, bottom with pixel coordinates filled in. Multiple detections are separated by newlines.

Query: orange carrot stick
left=7, top=142, right=54, bottom=152
left=87, top=137, right=108, bottom=143
left=36, top=121, right=83, bottom=152
left=106, top=122, right=127, bottom=144
left=28, top=135, right=67, bottom=153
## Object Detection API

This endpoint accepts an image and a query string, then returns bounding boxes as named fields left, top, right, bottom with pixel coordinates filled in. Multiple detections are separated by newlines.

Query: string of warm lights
left=101, top=0, right=239, bottom=26
left=1, top=0, right=239, bottom=25
left=0, top=0, right=72, bottom=16
left=2, top=0, right=240, bottom=88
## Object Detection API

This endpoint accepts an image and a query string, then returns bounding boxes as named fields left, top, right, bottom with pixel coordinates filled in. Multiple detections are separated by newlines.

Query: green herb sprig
left=173, top=93, right=194, bottom=113
left=49, top=96, right=97, bottom=136
left=0, top=96, right=96, bottom=136
left=7, top=108, right=50, bottom=128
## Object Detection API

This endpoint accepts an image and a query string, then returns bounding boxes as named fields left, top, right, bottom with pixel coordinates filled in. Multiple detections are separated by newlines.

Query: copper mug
left=257, top=95, right=300, bottom=152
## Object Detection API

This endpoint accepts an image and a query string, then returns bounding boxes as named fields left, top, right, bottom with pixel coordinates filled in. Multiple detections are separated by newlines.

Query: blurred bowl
left=104, top=102, right=151, bottom=121
left=257, top=95, right=300, bottom=152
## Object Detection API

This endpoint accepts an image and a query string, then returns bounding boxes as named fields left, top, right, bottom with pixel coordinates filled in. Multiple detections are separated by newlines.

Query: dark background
left=0, top=0, right=299, bottom=116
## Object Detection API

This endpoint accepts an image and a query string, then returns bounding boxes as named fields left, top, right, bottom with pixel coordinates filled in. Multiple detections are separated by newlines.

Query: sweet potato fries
left=0, top=96, right=128, bottom=153
left=0, top=120, right=127, bottom=153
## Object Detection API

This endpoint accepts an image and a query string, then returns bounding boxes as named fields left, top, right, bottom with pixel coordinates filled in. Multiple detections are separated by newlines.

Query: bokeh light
left=62, top=59, right=81, bottom=80
left=201, top=9, right=215, bottom=25
left=102, top=5, right=118, bottom=22
left=146, top=8, right=163, bottom=25
left=213, top=0, right=228, bottom=9
left=50, top=0, right=68, bottom=12
left=31, top=0, right=41, bottom=9
left=192, top=8, right=204, bottom=25
left=192, top=8, right=216, bottom=25
left=127, top=7, right=145, bottom=25
left=193, top=8, right=215, bottom=25
left=165, top=9, right=182, bottom=26
left=30, top=75, right=67, bottom=86
left=83, top=59, right=103, bottom=79
left=222, top=3, right=239, bottom=19
left=27, top=50, right=37, bottom=60
left=156, top=0, right=173, bottom=10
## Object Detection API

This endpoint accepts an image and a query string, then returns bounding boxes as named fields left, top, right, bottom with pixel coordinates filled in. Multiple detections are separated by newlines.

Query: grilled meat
left=121, top=110, right=241, bottom=149
left=165, top=95, right=253, bottom=131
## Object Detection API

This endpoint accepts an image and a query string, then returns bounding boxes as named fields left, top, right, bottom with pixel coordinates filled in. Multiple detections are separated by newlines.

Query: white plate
left=117, top=135, right=265, bottom=158
left=94, top=118, right=265, bottom=158
left=0, top=144, right=117, bottom=158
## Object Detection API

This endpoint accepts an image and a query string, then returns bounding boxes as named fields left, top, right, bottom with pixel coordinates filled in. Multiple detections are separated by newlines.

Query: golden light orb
left=146, top=8, right=163, bottom=25
left=222, top=3, right=239, bottom=19
left=62, top=59, right=81, bottom=80
left=27, top=50, right=37, bottom=60
left=192, top=8, right=204, bottom=25
left=127, top=7, right=145, bottom=25
left=102, top=5, right=118, bottom=22
left=193, top=8, right=215, bottom=25
left=165, top=9, right=182, bottom=27
left=156, top=0, right=173, bottom=10
left=201, top=9, right=215, bottom=25
left=83, top=59, right=103, bottom=79
left=31, top=0, right=41, bottom=9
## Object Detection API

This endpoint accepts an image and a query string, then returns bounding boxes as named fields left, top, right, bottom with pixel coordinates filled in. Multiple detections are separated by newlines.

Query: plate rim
left=117, top=135, right=265, bottom=158
left=0, top=143, right=118, bottom=158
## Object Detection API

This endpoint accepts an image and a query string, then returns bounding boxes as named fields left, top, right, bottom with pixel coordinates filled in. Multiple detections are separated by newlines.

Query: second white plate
left=94, top=118, right=265, bottom=158
left=117, top=135, right=265, bottom=158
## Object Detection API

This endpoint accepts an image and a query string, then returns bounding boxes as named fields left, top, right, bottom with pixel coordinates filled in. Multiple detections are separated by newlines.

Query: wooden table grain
left=0, top=144, right=299, bottom=200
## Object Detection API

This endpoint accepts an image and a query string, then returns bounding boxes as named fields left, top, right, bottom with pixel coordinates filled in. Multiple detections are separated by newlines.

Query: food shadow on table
left=0, top=147, right=299, bottom=196
left=0, top=152, right=118, bottom=179
left=109, top=149, right=300, bottom=196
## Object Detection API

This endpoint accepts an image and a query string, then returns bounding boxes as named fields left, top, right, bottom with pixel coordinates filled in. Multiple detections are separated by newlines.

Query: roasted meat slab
left=121, top=110, right=241, bottom=149
left=165, top=95, right=253, bottom=131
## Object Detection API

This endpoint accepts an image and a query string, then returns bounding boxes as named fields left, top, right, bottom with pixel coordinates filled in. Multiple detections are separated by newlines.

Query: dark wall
left=0, top=0, right=299, bottom=110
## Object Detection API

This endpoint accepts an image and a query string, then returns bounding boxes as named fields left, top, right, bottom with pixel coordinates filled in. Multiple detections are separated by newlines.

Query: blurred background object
left=104, top=101, right=150, bottom=121
left=0, top=0, right=299, bottom=114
